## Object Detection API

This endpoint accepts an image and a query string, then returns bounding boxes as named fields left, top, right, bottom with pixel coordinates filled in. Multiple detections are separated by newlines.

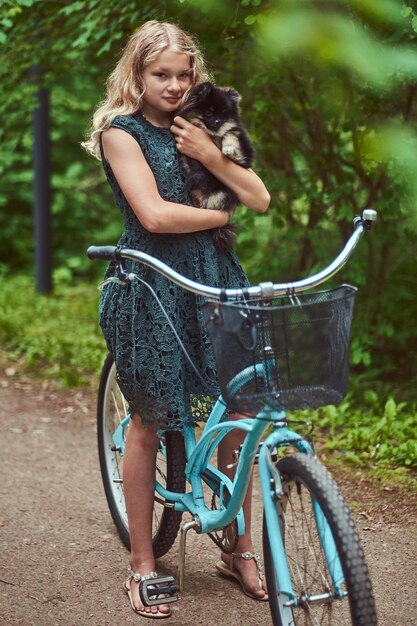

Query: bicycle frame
left=151, top=364, right=307, bottom=532
left=111, top=393, right=345, bottom=602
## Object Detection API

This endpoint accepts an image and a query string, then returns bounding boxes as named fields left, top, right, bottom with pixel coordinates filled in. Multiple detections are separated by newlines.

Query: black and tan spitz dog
left=178, top=82, right=254, bottom=250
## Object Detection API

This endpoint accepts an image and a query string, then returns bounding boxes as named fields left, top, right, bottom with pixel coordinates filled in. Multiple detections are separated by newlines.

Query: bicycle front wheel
left=263, top=453, right=377, bottom=626
left=97, top=353, right=186, bottom=557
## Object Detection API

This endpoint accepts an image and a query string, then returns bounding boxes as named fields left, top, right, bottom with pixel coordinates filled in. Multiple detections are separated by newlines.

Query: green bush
left=0, top=274, right=106, bottom=385
left=307, top=390, right=417, bottom=471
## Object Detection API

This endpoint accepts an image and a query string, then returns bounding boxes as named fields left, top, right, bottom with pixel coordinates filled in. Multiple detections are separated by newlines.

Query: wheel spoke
left=111, top=388, right=124, bottom=424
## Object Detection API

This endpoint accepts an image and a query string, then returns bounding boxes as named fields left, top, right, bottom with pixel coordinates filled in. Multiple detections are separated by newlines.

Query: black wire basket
left=201, top=285, right=357, bottom=415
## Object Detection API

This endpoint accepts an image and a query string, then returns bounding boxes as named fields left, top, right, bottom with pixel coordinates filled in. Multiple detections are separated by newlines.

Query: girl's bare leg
left=122, top=413, right=171, bottom=615
left=217, top=414, right=268, bottom=599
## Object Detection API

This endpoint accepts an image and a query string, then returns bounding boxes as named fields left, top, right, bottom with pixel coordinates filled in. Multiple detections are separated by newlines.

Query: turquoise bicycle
left=88, top=209, right=378, bottom=625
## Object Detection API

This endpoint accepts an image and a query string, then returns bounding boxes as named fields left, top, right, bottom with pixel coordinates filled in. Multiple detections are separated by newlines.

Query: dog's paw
left=222, top=145, right=238, bottom=158
left=222, top=135, right=239, bottom=159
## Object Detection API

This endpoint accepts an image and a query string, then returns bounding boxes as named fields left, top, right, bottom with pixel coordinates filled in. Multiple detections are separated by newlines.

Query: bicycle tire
left=263, top=453, right=377, bottom=626
left=97, top=353, right=186, bottom=558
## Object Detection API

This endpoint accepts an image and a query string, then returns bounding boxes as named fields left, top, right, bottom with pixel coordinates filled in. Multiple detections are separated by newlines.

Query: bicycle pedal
left=140, top=575, right=179, bottom=607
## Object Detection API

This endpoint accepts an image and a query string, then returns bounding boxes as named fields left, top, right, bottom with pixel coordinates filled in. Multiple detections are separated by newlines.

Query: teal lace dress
left=99, top=112, right=249, bottom=435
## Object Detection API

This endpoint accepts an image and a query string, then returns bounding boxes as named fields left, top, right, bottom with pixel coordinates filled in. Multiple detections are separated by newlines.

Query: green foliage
left=309, top=390, right=417, bottom=470
left=0, top=274, right=106, bottom=385
left=239, top=0, right=417, bottom=386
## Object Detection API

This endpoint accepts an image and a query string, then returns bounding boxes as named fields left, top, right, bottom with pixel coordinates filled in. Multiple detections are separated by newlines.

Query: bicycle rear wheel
left=263, top=453, right=377, bottom=626
left=97, top=353, right=186, bottom=557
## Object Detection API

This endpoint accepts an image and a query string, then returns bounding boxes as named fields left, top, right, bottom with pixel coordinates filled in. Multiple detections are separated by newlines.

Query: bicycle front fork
left=258, top=424, right=344, bottom=608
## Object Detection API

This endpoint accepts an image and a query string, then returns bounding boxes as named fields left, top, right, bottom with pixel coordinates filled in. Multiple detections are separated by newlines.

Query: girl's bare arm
left=101, top=128, right=230, bottom=234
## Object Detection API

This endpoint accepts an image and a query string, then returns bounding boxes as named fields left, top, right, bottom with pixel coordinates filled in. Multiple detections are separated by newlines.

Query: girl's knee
left=128, top=414, right=160, bottom=449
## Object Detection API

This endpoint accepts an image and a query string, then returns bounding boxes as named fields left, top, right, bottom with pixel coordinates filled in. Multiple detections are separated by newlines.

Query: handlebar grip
left=86, top=245, right=118, bottom=261
left=353, top=209, right=378, bottom=230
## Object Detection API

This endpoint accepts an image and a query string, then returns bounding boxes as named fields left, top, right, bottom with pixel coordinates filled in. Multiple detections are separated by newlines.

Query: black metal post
left=31, top=65, right=52, bottom=293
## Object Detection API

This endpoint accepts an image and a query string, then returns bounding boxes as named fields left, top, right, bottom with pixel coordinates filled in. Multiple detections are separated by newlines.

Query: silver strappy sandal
left=215, top=551, right=269, bottom=601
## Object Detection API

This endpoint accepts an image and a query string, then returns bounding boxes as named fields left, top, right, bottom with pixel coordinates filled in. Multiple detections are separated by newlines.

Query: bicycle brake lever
left=98, top=275, right=136, bottom=290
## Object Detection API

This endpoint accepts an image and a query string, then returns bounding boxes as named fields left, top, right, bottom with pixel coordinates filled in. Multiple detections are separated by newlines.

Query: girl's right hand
left=170, top=116, right=217, bottom=164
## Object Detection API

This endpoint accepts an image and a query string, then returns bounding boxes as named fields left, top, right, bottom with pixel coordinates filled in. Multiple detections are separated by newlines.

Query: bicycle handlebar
left=87, top=209, right=377, bottom=299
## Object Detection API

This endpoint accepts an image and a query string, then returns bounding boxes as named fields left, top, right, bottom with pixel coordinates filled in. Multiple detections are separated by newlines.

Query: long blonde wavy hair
left=82, top=20, right=210, bottom=159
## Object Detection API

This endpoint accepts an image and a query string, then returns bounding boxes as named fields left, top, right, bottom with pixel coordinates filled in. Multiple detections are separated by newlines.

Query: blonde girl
left=83, top=20, right=270, bottom=619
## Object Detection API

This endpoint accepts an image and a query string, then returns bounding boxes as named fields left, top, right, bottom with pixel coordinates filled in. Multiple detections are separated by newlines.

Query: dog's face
left=180, top=82, right=241, bottom=132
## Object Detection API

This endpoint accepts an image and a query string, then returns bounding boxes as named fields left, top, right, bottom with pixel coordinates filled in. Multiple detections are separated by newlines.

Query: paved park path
left=0, top=375, right=416, bottom=626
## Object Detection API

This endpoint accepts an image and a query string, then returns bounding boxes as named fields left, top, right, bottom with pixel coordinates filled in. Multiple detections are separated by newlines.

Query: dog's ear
left=195, top=82, right=213, bottom=99
left=182, top=82, right=213, bottom=110
left=224, top=87, right=241, bottom=103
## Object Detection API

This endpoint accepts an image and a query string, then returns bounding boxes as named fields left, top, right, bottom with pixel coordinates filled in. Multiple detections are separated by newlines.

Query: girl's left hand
left=171, top=116, right=216, bottom=162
